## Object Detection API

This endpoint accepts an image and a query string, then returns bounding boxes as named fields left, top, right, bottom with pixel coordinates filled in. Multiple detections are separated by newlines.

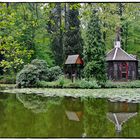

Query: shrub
left=37, top=80, right=59, bottom=88
left=77, top=79, right=100, bottom=89
left=57, top=76, right=65, bottom=87
left=16, top=64, right=40, bottom=88
left=47, top=66, right=62, bottom=82
left=16, top=59, right=63, bottom=88
left=0, top=75, right=16, bottom=84
left=37, top=77, right=100, bottom=89
left=31, top=59, right=49, bottom=81
left=31, top=59, right=48, bottom=69
left=37, top=76, right=72, bottom=88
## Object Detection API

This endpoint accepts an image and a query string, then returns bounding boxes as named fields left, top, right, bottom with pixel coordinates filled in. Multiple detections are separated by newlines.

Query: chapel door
left=120, top=62, right=128, bottom=80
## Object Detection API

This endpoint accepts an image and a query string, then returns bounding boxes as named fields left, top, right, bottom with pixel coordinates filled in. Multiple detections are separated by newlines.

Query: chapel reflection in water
left=107, top=100, right=138, bottom=136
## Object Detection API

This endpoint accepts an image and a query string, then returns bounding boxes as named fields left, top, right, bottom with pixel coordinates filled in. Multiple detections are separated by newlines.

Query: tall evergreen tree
left=84, top=8, right=106, bottom=85
left=118, top=3, right=128, bottom=51
left=64, top=3, right=83, bottom=58
left=47, top=3, right=63, bottom=66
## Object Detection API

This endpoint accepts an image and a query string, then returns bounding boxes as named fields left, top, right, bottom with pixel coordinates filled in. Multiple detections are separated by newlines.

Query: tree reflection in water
left=83, top=98, right=114, bottom=137
left=0, top=93, right=139, bottom=137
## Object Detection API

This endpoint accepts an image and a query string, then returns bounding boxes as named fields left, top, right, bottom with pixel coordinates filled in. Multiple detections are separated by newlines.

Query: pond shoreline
left=1, top=83, right=140, bottom=90
left=1, top=86, right=140, bottom=103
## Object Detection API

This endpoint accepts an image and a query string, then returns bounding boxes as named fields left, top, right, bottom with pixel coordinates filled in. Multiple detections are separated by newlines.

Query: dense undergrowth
left=1, top=75, right=140, bottom=89
left=1, top=59, right=140, bottom=89
left=37, top=79, right=140, bottom=89
left=0, top=75, right=16, bottom=84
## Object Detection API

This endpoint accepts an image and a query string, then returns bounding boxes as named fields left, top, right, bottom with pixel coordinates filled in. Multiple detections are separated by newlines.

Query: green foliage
left=37, top=77, right=100, bottom=89
left=58, top=77, right=65, bottom=87
left=0, top=3, right=55, bottom=76
left=83, top=98, right=110, bottom=137
left=77, top=79, right=100, bottom=89
left=57, top=75, right=69, bottom=87
left=47, top=66, right=62, bottom=82
left=84, top=8, right=106, bottom=85
left=31, top=59, right=48, bottom=68
left=16, top=59, right=62, bottom=87
left=37, top=76, right=66, bottom=88
left=16, top=59, right=49, bottom=88
left=105, top=80, right=140, bottom=88
left=37, top=80, right=61, bottom=88
left=16, top=64, right=40, bottom=88
left=37, top=76, right=71, bottom=88
left=1, top=3, right=140, bottom=82
left=47, top=3, right=63, bottom=66
left=64, top=3, right=83, bottom=57
left=36, top=76, right=140, bottom=89
left=65, top=79, right=100, bottom=89
left=81, top=3, right=140, bottom=58
left=31, top=59, right=49, bottom=81
left=0, top=36, right=33, bottom=74
left=34, top=29, right=54, bottom=66
left=0, top=75, right=16, bottom=84
left=17, top=93, right=62, bottom=113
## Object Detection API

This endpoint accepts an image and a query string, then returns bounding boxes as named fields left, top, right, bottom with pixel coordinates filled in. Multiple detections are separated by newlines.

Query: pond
left=0, top=92, right=140, bottom=138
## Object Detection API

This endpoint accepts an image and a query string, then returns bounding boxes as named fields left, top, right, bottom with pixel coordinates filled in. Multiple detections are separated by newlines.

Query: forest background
left=0, top=3, right=140, bottom=86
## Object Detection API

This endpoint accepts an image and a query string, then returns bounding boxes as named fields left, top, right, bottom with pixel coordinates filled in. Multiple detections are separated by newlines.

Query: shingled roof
left=106, top=42, right=137, bottom=61
left=65, top=54, right=83, bottom=65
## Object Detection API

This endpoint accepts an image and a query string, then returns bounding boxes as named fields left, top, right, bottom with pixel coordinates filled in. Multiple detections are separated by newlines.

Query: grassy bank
left=0, top=84, right=16, bottom=90
left=1, top=79, right=140, bottom=90
left=37, top=80, right=140, bottom=89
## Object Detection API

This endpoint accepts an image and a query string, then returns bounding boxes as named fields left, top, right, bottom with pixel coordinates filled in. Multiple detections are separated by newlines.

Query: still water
left=0, top=92, right=139, bottom=138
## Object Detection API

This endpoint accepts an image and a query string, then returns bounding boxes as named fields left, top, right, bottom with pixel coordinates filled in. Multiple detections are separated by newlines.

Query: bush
left=37, top=76, right=71, bottom=88
left=57, top=76, right=72, bottom=87
left=77, top=79, right=100, bottom=89
left=57, top=76, right=65, bottom=87
left=47, top=66, right=62, bottom=82
left=0, top=75, right=16, bottom=84
left=16, top=64, right=40, bottom=88
left=37, top=80, right=59, bottom=88
left=37, top=77, right=100, bottom=89
left=16, top=59, right=62, bottom=88
left=31, top=59, right=49, bottom=81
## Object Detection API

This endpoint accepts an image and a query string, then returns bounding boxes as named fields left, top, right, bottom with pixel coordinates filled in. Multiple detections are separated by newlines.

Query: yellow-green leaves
left=0, top=36, right=33, bottom=73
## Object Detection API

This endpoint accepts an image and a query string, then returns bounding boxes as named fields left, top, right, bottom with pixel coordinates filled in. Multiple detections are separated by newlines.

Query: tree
left=64, top=3, right=83, bottom=58
left=0, top=36, right=33, bottom=74
left=83, top=98, right=110, bottom=137
left=0, top=3, right=33, bottom=74
left=117, top=3, right=128, bottom=51
left=84, top=7, right=106, bottom=86
left=46, top=3, right=64, bottom=66
left=0, top=3, right=55, bottom=75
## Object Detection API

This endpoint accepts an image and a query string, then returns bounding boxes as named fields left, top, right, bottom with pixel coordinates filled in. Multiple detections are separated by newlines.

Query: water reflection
left=0, top=93, right=139, bottom=137
left=16, top=93, right=62, bottom=113
left=64, top=97, right=83, bottom=122
left=107, top=100, right=138, bottom=136
left=83, top=98, right=109, bottom=137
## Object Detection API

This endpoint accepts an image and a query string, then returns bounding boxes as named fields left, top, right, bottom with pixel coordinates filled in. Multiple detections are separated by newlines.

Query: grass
left=37, top=79, right=140, bottom=89
left=105, top=80, right=140, bottom=88
left=37, top=77, right=100, bottom=89
left=1, top=79, right=140, bottom=90
left=0, top=84, right=15, bottom=90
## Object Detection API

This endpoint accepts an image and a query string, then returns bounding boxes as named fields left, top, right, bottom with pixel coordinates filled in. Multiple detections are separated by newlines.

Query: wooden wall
left=107, top=61, right=138, bottom=81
